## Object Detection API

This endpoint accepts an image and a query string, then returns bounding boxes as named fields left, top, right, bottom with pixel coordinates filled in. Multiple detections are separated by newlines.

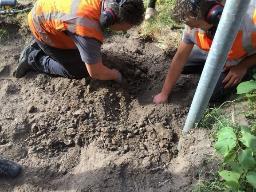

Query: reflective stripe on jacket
left=190, top=0, right=256, bottom=61
left=28, top=0, right=103, bottom=49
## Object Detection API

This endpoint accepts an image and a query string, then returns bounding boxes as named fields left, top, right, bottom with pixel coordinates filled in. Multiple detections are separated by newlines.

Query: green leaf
left=239, top=129, right=256, bottom=150
left=237, top=80, right=256, bottom=94
left=246, top=171, right=256, bottom=189
left=214, top=127, right=237, bottom=158
left=230, top=162, right=244, bottom=174
left=238, top=149, right=256, bottom=170
left=224, top=151, right=237, bottom=163
left=219, top=170, right=240, bottom=189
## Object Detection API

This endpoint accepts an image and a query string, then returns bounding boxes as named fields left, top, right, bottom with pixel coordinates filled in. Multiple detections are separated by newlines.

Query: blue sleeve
left=68, top=33, right=102, bottom=65
left=182, top=25, right=194, bottom=44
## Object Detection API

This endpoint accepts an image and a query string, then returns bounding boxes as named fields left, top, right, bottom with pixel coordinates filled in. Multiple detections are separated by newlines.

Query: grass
left=139, top=0, right=182, bottom=49
left=141, top=0, right=176, bottom=33
left=193, top=179, right=226, bottom=192
left=197, top=100, right=238, bottom=131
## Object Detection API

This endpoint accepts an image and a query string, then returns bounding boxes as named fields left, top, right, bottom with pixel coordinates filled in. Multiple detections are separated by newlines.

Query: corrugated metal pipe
left=183, top=0, right=251, bottom=133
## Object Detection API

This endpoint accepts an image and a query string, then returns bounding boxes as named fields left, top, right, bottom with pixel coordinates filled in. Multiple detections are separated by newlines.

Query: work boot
left=14, top=40, right=39, bottom=78
left=0, top=159, right=22, bottom=179
left=145, top=8, right=157, bottom=20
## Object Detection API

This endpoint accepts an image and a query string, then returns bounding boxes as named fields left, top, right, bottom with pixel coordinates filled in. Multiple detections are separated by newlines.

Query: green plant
left=194, top=72, right=256, bottom=191
left=214, top=125, right=256, bottom=191
left=237, top=71, right=256, bottom=119
left=237, top=71, right=256, bottom=101
left=237, top=80, right=256, bottom=96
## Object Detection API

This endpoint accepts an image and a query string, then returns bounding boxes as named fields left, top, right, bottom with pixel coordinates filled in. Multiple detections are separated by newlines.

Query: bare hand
left=223, top=64, right=248, bottom=88
left=153, top=92, right=168, bottom=104
left=112, top=69, right=122, bottom=83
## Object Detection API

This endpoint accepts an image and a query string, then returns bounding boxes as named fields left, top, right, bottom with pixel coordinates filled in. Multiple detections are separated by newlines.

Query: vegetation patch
left=194, top=70, right=256, bottom=192
left=216, top=125, right=256, bottom=191
left=140, top=0, right=182, bottom=49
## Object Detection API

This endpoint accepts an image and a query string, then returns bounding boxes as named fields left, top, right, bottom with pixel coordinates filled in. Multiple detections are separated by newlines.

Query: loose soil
left=0, top=6, right=216, bottom=192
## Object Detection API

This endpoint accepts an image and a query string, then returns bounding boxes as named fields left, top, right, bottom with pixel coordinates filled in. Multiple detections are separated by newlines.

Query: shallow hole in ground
left=0, top=22, right=21, bottom=43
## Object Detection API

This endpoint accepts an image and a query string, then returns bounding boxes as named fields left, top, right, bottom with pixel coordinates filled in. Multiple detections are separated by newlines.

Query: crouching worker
left=14, top=0, right=144, bottom=83
left=154, top=0, right=256, bottom=104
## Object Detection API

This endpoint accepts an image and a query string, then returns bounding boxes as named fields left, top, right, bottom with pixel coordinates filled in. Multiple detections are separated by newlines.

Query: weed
left=197, top=107, right=222, bottom=130
left=237, top=70, right=256, bottom=120
left=194, top=71, right=256, bottom=191
left=194, top=114, right=256, bottom=191
left=193, top=178, right=226, bottom=192
left=197, top=101, right=237, bottom=131
left=214, top=125, right=256, bottom=191
left=210, top=74, right=256, bottom=191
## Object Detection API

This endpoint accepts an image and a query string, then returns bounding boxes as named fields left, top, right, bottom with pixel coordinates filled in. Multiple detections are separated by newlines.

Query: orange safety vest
left=190, top=1, right=256, bottom=61
left=28, top=0, right=104, bottom=49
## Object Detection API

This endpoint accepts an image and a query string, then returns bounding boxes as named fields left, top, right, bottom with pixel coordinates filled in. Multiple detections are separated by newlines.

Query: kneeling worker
left=14, top=0, right=144, bottom=83
left=154, top=0, right=256, bottom=104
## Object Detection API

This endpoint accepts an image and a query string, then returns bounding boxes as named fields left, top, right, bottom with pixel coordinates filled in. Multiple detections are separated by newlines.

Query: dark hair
left=171, top=0, right=223, bottom=24
left=171, top=0, right=202, bottom=24
left=119, top=0, right=145, bottom=25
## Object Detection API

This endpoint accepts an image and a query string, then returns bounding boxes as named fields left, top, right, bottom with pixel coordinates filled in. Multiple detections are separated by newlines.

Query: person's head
left=171, top=0, right=223, bottom=31
left=185, top=16, right=213, bottom=31
left=100, top=0, right=144, bottom=31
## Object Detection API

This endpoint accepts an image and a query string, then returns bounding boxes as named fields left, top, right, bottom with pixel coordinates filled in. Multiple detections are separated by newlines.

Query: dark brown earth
left=0, top=10, right=216, bottom=192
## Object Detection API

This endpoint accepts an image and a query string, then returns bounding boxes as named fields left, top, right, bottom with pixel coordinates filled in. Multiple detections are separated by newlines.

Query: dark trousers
left=182, top=47, right=235, bottom=102
left=147, top=0, right=156, bottom=8
left=29, top=40, right=87, bottom=79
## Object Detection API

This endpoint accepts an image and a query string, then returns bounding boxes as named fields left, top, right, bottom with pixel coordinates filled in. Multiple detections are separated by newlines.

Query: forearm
left=93, top=65, right=118, bottom=80
left=161, top=43, right=194, bottom=96
left=239, top=53, right=256, bottom=69
left=161, top=58, right=186, bottom=95
left=86, top=63, right=120, bottom=81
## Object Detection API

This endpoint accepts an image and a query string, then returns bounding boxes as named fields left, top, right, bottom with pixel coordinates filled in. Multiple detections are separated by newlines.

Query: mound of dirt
left=0, top=14, right=216, bottom=192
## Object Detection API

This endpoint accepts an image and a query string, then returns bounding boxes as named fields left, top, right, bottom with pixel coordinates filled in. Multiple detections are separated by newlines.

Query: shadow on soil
left=0, top=156, right=219, bottom=192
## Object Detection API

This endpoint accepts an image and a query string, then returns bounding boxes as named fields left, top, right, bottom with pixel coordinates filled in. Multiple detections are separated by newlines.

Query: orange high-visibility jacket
left=28, top=0, right=104, bottom=49
left=190, top=2, right=256, bottom=61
